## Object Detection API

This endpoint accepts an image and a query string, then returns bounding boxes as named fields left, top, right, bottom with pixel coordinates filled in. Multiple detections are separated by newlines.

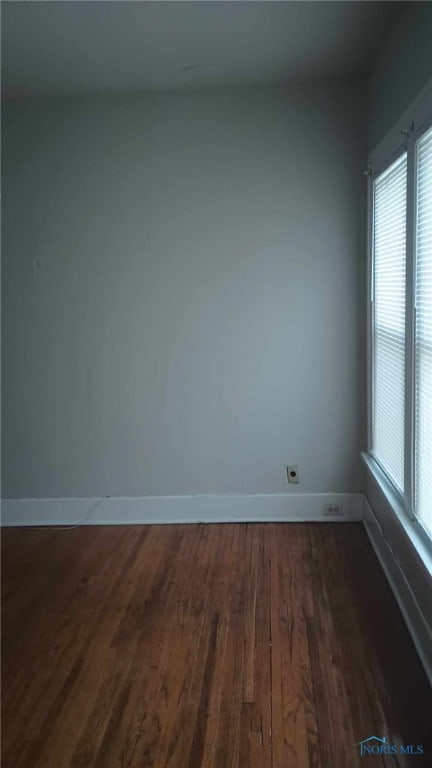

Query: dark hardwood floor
left=2, top=523, right=431, bottom=768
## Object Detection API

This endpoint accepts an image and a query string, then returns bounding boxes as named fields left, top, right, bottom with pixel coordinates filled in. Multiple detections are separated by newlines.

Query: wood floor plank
left=270, top=524, right=318, bottom=768
left=2, top=523, right=431, bottom=768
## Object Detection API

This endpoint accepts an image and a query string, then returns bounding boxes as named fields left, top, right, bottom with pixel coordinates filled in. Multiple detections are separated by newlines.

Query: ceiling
left=2, top=1, right=400, bottom=100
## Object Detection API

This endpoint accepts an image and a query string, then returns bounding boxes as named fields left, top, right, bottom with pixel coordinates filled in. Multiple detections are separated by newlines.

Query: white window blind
left=372, top=153, right=407, bottom=493
left=415, top=126, right=432, bottom=536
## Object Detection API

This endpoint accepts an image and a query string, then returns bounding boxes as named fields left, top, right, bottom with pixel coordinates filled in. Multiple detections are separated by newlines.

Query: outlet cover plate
left=323, top=504, right=344, bottom=517
left=287, top=465, right=299, bottom=484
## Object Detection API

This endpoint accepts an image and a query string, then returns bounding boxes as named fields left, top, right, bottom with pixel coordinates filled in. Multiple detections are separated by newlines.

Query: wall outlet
left=324, top=504, right=344, bottom=517
left=286, top=465, right=299, bottom=484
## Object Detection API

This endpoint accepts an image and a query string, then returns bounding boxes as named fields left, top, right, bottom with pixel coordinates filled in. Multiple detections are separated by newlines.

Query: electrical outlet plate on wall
left=287, top=465, right=299, bottom=484
left=323, top=504, right=344, bottom=517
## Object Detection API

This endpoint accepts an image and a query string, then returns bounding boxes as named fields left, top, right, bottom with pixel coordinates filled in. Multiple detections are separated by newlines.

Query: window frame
left=366, top=82, right=432, bottom=552
left=412, top=116, right=432, bottom=535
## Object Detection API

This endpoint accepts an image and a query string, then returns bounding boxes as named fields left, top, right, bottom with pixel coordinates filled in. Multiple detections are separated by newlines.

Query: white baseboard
left=1, top=492, right=363, bottom=527
left=363, top=496, right=432, bottom=687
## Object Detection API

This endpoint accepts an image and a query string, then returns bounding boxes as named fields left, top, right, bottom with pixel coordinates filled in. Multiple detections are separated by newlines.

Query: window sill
left=361, top=452, right=432, bottom=580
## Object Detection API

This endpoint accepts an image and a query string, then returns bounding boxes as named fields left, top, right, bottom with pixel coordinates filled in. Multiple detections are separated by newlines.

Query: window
left=415, top=126, right=432, bottom=537
left=372, top=155, right=407, bottom=493
left=368, top=115, right=432, bottom=544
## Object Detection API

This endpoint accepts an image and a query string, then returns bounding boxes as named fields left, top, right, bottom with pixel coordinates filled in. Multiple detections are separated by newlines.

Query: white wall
left=368, top=3, right=432, bottom=150
left=2, top=84, right=366, bottom=499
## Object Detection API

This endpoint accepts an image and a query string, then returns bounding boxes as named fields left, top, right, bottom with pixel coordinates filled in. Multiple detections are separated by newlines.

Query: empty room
left=1, top=1, right=432, bottom=766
